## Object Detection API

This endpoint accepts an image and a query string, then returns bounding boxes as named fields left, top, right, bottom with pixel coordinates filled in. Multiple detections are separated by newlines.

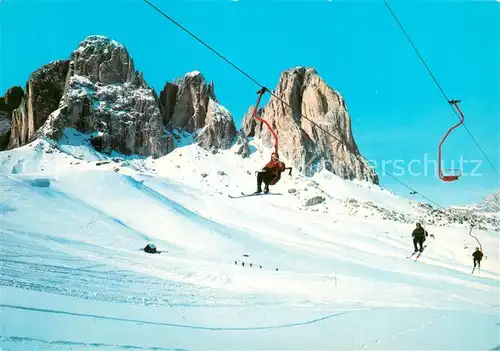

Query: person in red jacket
left=256, top=152, right=286, bottom=193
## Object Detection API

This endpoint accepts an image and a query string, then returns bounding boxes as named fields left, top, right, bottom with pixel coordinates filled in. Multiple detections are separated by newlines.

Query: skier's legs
left=413, top=237, right=419, bottom=252
left=256, top=172, right=264, bottom=192
left=262, top=171, right=273, bottom=192
left=257, top=171, right=272, bottom=192
left=418, top=237, right=425, bottom=252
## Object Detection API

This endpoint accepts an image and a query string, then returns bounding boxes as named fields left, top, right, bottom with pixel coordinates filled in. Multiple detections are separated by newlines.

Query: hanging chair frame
left=438, top=99, right=465, bottom=182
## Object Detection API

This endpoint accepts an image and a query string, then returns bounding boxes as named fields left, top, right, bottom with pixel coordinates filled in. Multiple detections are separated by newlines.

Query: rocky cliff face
left=242, top=67, right=378, bottom=183
left=159, top=71, right=236, bottom=151
left=2, top=35, right=237, bottom=157
left=71, top=35, right=144, bottom=87
left=233, top=130, right=250, bottom=158
left=0, top=86, right=24, bottom=149
left=38, top=36, right=173, bottom=158
left=7, top=61, right=69, bottom=149
left=196, top=99, right=236, bottom=150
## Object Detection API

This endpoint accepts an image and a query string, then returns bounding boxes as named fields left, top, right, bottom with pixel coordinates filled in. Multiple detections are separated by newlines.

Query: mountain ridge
left=0, top=35, right=376, bottom=183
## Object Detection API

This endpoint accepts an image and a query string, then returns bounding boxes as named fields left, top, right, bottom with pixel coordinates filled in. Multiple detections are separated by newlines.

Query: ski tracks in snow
left=352, top=314, right=448, bottom=350
left=1, top=303, right=381, bottom=331
left=0, top=336, right=185, bottom=351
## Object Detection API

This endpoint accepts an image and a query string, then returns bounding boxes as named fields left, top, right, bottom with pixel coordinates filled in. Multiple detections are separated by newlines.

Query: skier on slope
left=411, top=222, right=428, bottom=253
left=256, top=152, right=286, bottom=194
left=472, top=247, right=483, bottom=270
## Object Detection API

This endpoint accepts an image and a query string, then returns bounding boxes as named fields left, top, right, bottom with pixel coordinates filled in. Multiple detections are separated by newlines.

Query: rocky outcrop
left=159, top=71, right=216, bottom=133
left=5, top=35, right=238, bottom=157
left=38, top=36, right=173, bottom=158
left=3, top=87, right=24, bottom=111
left=158, top=82, right=178, bottom=126
left=7, top=61, right=69, bottom=149
left=159, top=71, right=236, bottom=151
left=242, top=67, right=378, bottom=184
left=0, top=116, right=11, bottom=150
left=233, top=130, right=250, bottom=158
left=71, top=35, right=144, bottom=87
left=196, top=99, right=236, bottom=150
left=305, top=196, right=325, bottom=207
left=0, top=86, right=24, bottom=150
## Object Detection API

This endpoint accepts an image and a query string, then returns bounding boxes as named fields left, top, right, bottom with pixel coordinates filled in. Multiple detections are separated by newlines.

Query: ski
left=139, top=248, right=165, bottom=254
left=407, top=252, right=418, bottom=259
left=407, top=244, right=427, bottom=260
left=229, top=192, right=282, bottom=199
left=414, top=245, right=427, bottom=260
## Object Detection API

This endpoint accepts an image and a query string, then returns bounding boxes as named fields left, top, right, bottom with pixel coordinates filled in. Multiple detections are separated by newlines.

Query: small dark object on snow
left=260, top=265, right=262, bottom=269
left=305, top=196, right=325, bottom=207
left=144, top=243, right=157, bottom=254
left=243, top=254, right=249, bottom=257
left=96, top=161, right=111, bottom=166
left=250, top=263, right=253, bottom=267
left=242, top=262, right=245, bottom=267
left=275, top=268, right=278, bottom=271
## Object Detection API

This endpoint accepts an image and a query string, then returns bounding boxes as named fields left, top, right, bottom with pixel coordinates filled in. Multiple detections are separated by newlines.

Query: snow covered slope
left=1, top=132, right=499, bottom=350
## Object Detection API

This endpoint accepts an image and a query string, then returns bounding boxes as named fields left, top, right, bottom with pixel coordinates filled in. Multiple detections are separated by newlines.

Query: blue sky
left=1, top=0, right=499, bottom=206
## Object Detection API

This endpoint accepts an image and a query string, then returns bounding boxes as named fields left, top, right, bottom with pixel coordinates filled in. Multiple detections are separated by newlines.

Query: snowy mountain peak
left=73, top=35, right=124, bottom=54
left=185, top=70, right=203, bottom=78
left=243, top=66, right=378, bottom=183
left=478, top=190, right=500, bottom=212
left=70, top=35, right=143, bottom=87
left=457, top=190, right=500, bottom=214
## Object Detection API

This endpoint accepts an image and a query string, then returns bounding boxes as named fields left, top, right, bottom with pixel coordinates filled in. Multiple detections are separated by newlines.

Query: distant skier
left=256, top=152, right=286, bottom=194
left=472, top=247, right=483, bottom=271
left=411, top=222, right=428, bottom=253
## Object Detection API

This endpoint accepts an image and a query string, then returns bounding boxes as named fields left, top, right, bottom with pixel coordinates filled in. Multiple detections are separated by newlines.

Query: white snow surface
left=185, top=70, right=202, bottom=78
left=1, top=132, right=499, bottom=350
left=72, top=35, right=124, bottom=55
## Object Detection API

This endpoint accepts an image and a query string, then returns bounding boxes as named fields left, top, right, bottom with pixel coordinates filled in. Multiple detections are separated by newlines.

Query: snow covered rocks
left=305, top=196, right=325, bottom=207
left=37, top=36, right=173, bottom=158
left=232, top=130, right=250, bottom=158
left=242, top=67, right=378, bottom=183
left=71, top=35, right=140, bottom=86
